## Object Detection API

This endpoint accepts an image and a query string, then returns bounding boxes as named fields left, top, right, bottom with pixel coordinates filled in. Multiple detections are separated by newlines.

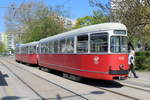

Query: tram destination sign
left=114, top=30, right=126, bottom=35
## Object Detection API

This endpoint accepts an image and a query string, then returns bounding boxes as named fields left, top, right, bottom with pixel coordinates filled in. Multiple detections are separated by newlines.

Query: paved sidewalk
left=128, top=71, right=150, bottom=80
left=121, top=71, right=150, bottom=89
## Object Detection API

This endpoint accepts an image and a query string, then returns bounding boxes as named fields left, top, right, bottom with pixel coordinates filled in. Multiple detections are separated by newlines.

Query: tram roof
left=40, top=22, right=127, bottom=42
left=20, top=41, right=38, bottom=47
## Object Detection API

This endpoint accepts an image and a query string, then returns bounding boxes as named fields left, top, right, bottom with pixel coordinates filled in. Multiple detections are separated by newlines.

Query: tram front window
left=110, top=36, right=128, bottom=53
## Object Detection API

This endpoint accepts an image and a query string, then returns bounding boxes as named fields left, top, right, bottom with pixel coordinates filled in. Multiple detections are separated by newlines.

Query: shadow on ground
left=1, top=96, right=21, bottom=100
left=81, top=78, right=123, bottom=88
left=0, top=71, right=9, bottom=86
left=19, top=63, right=123, bottom=88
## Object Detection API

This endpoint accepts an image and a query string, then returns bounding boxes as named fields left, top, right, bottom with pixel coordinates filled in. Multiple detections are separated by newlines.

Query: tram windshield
left=110, top=36, right=128, bottom=53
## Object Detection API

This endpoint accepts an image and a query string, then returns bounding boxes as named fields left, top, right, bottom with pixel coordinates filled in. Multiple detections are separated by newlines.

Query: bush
left=136, top=51, right=150, bottom=57
left=135, top=51, right=150, bottom=71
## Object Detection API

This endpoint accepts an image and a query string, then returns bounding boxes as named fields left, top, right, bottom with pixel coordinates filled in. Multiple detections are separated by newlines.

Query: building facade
left=7, top=33, right=15, bottom=50
left=0, top=32, right=8, bottom=50
left=0, top=32, right=16, bottom=54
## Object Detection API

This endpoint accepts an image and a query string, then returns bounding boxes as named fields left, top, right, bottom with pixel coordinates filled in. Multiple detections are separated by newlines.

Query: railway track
left=86, top=76, right=150, bottom=100
left=116, top=80, right=150, bottom=92
left=2, top=58, right=150, bottom=100
left=0, top=60, right=45, bottom=100
left=95, top=86, right=139, bottom=100
left=82, top=79, right=141, bottom=100
left=0, top=59, right=89, bottom=100
left=127, top=78, right=150, bottom=84
left=83, top=77, right=150, bottom=100
left=118, top=78, right=150, bottom=89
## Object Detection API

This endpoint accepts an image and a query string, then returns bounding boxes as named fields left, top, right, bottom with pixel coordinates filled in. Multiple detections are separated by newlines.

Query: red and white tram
left=38, top=23, right=129, bottom=80
left=15, top=41, right=39, bottom=64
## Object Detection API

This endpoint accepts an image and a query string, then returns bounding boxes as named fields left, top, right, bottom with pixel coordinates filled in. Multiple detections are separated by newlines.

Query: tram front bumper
left=109, top=69, right=129, bottom=75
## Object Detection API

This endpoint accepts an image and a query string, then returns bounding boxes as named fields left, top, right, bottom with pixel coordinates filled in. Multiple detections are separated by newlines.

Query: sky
left=0, top=0, right=109, bottom=32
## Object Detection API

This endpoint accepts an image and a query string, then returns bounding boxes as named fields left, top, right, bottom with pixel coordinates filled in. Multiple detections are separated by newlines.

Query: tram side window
left=22, top=47, right=28, bottom=54
left=42, top=43, right=46, bottom=54
left=66, top=37, right=74, bottom=53
left=29, top=46, right=32, bottom=54
left=16, top=46, right=21, bottom=54
left=49, top=41, right=54, bottom=53
left=27, top=46, right=29, bottom=54
left=25, top=46, right=28, bottom=54
left=23, top=47, right=25, bottom=54
left=41, top=43, right=44, bottom=54
left=30, top=46, right=34, bottom=54
left=15, top=47, right=19, bottom=54
left=77, top=35, right=88, bottom=53
left=54, top=40, right=59, bottom=53
left=33, top=46, right=36, bottom=54
left=90, top=33, right=108, bottom=52
left=20, top=48, right=22, bottom=54
left=42, top=44, right=45, bottom=54
left=20, top=47, right=23, bottom=54
left=36, top=46, right=39, bottom=54
left=43, top=43, right=47, bottom=54
left=45, top=43, right=49, bottom=54
left=60, top=39, right=66, bottom=53
left=22, top=47, right=24, bottom=54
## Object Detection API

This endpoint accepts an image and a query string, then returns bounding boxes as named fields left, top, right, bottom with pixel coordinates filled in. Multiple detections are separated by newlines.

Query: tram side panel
left=78, top=54, right=129, bottom=80
left=27, top=54, right=38, bottom=64
left=38, top=53, right=129, bottom=80
left=15, top=54, right=28, bottom=63
left=15, top=54, right=38, bottom=64
left=15, top=54, right=21, bottom=62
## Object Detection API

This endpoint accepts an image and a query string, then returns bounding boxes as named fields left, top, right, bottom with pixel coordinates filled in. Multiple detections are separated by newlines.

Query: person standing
left=128, top=49, right=138, bottom=78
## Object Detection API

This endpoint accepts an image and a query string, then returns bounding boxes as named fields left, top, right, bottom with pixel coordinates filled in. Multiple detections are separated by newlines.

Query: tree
left=4, top=1, right=69, bottom=43
left=89, top=0, right=150, bottom=50
left=138, top=24, right=150, bottom=50
left=21, top=16, right=65, bottom=43
left=73, top=11, right=108, bottom=29
left=73, top=16, right=93, bottom=28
